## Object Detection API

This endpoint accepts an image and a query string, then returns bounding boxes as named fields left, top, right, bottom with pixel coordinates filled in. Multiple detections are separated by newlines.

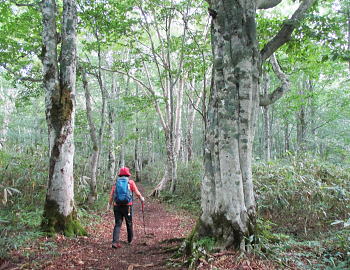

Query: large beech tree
left=41, top=0, right=84, bottom=235
left=198, top=0, right=316, bottom=249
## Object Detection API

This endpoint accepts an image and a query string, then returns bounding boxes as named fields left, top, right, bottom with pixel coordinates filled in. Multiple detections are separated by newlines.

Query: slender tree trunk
left=81, top=69, right=99, bottom=204
left=134, top=86, right=141, bottom=182
left=187, top=81, right=204, bottom=163
left=348, top=9, right=350, bottom=72
left=174, top=78, right=184, bottom=156
left=107, top=77, right=118, bottom=184
left=263, top=106, right=271, bottom=161
left=170, top=77, right=185, bottom=192
left=96, top=68, right=107, bottom=174
left=297, top=80, right=307, bottom=152
left=0, top=88, right=17, bottom=150
left=134, top=127, right=141, bottom=182
left=199, top=0, right=258, bottom=250
left=262, top=71, right=271, bottom=161
left=150, top=130, right=171, bottom=196
left=284, top=122, right=290, bottom=153
left=41, top=0, right=85, bottom=235
left=119, top=122, right=125, bottom=168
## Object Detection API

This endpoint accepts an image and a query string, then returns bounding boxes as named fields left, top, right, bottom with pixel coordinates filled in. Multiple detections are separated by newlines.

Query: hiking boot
left=112, top=243, right=122, bottom=249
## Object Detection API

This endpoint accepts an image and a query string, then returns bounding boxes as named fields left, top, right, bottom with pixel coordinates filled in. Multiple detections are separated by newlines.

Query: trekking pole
left=141, top=201, right=146, bottom=235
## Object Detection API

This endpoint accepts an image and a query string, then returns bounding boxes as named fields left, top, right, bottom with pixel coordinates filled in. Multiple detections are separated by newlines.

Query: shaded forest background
left=1, top=0, right=350, bottom=269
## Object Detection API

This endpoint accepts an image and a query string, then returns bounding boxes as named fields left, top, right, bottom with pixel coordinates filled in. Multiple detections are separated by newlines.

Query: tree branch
left=259, top=54, right=290, bottom=106
left=9, top=0, right=38, bottom=7
left=1, top=64, right=42, bottom=83
left=312, top=117, right=339, bottom=133
left=101, top=66, right=169, bottom=132
left=101, top=67, right=153, bottom=93
left=260, top=0, right=316, bottom=62
left=257, top=0, right=282, bottom=10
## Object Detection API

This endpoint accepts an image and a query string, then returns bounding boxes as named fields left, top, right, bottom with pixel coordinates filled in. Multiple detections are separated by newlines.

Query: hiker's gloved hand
left=140, top=196, right=145, bottom=202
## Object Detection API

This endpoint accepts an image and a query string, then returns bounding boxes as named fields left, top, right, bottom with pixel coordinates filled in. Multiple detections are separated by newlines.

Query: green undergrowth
left=252, top=217, right=350, bottom=269
left=254, top=155, right=350, bottom=240
left=156, top=160, right=203, bottom=215
left=151, top=155, right=350, bottom=269
left=252, top=154, right=350, bottom=269
left=0, top=147, right=110, bottom=259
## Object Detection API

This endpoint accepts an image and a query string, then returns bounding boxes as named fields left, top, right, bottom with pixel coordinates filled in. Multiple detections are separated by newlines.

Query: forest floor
left=1, top=185, right=282, bottom=270
left=1, top=187, right=195, bottom=270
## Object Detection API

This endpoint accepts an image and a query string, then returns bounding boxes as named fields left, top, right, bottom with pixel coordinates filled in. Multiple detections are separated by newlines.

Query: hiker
left=108, top=166, right=145, bottom=249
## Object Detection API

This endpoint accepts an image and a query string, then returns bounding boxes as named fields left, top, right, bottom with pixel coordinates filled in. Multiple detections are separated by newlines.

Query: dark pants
left=112, top=205, right=133, bottom=243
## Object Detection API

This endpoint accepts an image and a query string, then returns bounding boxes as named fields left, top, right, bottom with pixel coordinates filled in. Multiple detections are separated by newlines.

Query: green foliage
left=78, top=0, right=138, bottom=51
left=250, top=155, right=350, bottom=269
left=158, top=160, right=203, bottom=214
left=178, top=221, right=215, bottom=270
left=0, top=206, right=45, bottom=258
left=254, top=218, right=291, bottom=245
left=183, top=236, right=215, bottom=270
left=254, top=155, right=350, bottom=240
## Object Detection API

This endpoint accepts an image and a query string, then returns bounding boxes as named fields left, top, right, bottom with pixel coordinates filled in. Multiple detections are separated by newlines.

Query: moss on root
left=41, top=199, right=87, bottom=237
left=182, top=219, right=216, bottom=269
left=184, top=219, right=210, bottom=255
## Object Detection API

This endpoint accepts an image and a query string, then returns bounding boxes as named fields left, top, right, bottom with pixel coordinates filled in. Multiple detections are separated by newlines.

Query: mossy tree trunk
left=199, top=0, right=316, bottom=250
left=41, top=0, right=85, bottom=236
left=200, top=0, right=259, bottom=250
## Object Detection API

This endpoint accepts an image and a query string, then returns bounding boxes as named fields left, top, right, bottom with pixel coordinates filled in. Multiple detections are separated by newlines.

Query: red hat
left=118, top=167, right=131, bottom=177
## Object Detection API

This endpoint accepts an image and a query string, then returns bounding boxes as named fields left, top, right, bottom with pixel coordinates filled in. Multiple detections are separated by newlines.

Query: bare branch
left=312, top=118, right=336, bottom=132
left=101, top=65, right=169, bottom=132
left=259, top=54, right=290, bottom=106
left=101, top=67, right=153, bottom=93
left=257, top=0, right=282, bottom=10
left=142, top=62, right=169, bottom=132
left=260, top=0, right=316, bottom=62
left=185, top=85, right=204, bottom=119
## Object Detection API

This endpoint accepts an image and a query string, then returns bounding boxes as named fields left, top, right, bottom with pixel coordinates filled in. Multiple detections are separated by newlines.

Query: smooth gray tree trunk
left=199, top=0, right=315, bottom=250
left=0, top=87, right=17, bottom=150
left=297, top=80, right=307, bottom=152
left=107, top=77, right=118, bottom=184
left=200, top=0, right=258, bottom=250
left=262, top=71, right=271, bottom=161
left=81, top=69, right=99, bottom=204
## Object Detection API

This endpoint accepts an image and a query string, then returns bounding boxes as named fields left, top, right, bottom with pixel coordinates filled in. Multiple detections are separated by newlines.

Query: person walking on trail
left=108, top=166, right=145, bottom=249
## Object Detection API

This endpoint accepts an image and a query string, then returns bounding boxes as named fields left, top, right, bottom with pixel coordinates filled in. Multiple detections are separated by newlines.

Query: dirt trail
left=3, top=188, right=195, bottom=270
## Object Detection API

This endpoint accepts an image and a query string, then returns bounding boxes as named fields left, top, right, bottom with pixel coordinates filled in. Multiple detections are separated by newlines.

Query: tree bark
left=0, top=88, right=17, bottom=150
left=41, top=0, right=85, bottom=236
left=199, top=0, right=258, bottom=250
left=134, top=85, right=141, bottom=182
left=297, top=79, right=307, bottom=152
left=81, top=68, right=99, bottom=204
left=347, top=7, right=350, bottom=71
left=199, top=0, right=314, bottom=250
left=262, top=72, right=271, bottom=161
left=134, top=126, right=141, bottom=182
left=107, top=76, right=118, bottom=184
left=187, top=79, right=205, bottom=163
left=284, top=121, right=290, bottom=153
